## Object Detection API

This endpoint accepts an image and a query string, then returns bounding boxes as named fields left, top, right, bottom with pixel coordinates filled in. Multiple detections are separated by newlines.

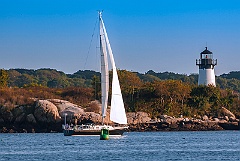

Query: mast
left=99, top=11, right=109, bottom=124
left=100, top=13, right=127, bottom=125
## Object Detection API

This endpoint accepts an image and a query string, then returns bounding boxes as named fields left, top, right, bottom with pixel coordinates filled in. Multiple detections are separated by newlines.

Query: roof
left=201, top=47, right=213, bottom=54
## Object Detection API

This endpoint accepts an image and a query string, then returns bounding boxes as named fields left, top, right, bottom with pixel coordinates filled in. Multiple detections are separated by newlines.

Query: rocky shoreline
left=128, top=120, right=240, bottom=132
left=1, top=120, right=239, bottom=133
left=0, top=99, right=239, bottom=133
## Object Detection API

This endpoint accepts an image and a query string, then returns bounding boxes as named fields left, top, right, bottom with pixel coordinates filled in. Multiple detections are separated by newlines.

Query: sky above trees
left=1, top=0, right=240, bottom=75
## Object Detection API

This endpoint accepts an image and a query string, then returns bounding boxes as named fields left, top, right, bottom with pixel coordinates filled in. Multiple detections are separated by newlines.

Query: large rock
left=34, top=100, right=61, bottom=123
left=78, top=112, right=102, bottom=124
left=85, top=101, right=101, bottom=113
left=224, top=116, right=229, bottom=121
left=48, top=99, right=106, bottom=124
left=213, top=118, right=220, bottom=122
left=169, top=117, right=184, bottom=124
left=12, top=106, right=25, bottom=118
left=14, top=113, right=26, bottom=123
left=127, top=112, right=151, bottom=124
left=0, top=118, right=4, bottom=124
left=221, top=107, right=236, bottom=120
left=0, top=106, right=14, bottom=123
left=202, top=115, right=209, bottom=121
left=26, top=114, right=37, bottom=124
left=48, top=99, right=84, bottom=118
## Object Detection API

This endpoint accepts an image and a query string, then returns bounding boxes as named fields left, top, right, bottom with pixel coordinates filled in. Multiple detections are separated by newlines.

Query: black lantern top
left=196, top=47, right=217, bottom=69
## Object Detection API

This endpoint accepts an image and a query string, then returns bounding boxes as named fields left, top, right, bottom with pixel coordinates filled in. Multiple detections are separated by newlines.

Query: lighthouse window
left=202, top=54, right=212, bottom=59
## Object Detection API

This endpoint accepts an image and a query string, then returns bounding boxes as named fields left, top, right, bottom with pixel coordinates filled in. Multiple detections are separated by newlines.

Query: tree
left=188, top=85, right=221, bottom=116
left=91, top=75, right=101, bottom=100
left=61, top=87, right=94, bottom=106
left=153, top=80, right=191, bottom=116
left=115, top=70, right=143, bottom=112
left=0, top=69, right=9, bottom=87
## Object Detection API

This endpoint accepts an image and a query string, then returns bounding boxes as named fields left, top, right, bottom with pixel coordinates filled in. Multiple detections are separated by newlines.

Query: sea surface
left=0, top=131, right=240, bottom=160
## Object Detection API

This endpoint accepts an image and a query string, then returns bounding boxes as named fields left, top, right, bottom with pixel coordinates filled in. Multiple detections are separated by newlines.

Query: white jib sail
left=99, top=12, right=109, bottom=118
left=99, top=13, right=127, bottom=124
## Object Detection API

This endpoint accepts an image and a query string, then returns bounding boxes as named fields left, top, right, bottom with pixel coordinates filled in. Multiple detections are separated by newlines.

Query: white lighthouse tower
left=196, top=47, right=217, bottom=86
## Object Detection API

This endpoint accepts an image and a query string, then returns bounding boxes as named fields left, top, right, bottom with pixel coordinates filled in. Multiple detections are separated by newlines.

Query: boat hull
left=63, top=128, right=125, bottom=136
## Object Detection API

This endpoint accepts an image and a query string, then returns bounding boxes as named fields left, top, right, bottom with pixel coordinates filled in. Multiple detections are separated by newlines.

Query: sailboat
left=63, top=12, right=128, bottom=136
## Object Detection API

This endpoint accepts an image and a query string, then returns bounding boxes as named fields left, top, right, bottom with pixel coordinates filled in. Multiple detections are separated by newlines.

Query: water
left=0, top=131, right=240, bottom=160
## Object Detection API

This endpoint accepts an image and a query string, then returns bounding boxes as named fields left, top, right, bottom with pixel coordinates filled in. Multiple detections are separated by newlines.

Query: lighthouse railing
left=196, top=59, right=217, bottom=66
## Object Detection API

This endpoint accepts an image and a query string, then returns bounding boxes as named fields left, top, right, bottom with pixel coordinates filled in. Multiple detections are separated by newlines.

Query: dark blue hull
left=63, top=128, right=125, bottom=136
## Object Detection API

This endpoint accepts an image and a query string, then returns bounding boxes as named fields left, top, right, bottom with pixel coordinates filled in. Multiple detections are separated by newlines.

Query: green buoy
left=100, top=128, right=109, bottom=140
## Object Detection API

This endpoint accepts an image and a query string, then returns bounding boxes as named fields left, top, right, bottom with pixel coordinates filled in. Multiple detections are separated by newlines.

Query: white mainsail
left=99, top=12, right=127, bottom=125
left=99, top=12, right=109, bottom=118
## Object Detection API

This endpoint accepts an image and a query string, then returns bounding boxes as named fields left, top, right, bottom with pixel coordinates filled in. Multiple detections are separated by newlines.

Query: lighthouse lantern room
left=196, top=47, right=217, bottom=86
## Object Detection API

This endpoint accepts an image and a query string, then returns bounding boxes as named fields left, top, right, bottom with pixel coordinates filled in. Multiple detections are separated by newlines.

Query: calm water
left=0, top=131, right=240, bottom=160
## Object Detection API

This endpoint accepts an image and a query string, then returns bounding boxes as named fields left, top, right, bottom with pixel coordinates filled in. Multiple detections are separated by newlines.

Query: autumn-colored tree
left=61, top=87, right=94, bottom=107
left=0, top=69, right=9, bottom=87
left=114, top=70, right=143, bottom=112
left=153, top=80, right=191, bottom=116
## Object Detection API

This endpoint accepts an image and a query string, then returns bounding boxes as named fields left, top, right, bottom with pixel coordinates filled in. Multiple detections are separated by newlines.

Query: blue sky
left=0, top=0, right=240, bottom=75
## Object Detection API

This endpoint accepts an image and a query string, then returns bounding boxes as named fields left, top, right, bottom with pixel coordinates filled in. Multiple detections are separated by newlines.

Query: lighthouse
left=196, top=47, right=217, bottom=86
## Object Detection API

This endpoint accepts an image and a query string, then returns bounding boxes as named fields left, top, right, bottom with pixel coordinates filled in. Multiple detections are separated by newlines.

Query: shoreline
left=127, top=121, right=240, bottom=132
left=1, top=121, right=239, bottom=133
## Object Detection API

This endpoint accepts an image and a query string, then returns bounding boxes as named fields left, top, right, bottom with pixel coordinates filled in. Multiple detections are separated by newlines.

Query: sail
left=99, top=12, right=127, bottom=124
left=99, top=12, right=109, bottom=118
left=110, top=66, right=128, bottom=124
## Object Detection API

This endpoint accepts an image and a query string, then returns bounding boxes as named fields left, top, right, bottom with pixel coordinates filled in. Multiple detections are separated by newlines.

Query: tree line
left=0, top=68, right=239, bottom=119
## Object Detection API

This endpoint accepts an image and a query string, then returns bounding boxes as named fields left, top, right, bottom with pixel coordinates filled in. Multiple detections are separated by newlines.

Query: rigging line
left=83, top=15, right=98, bottom=70
left=96, top=32, right=100, bottom=72
left=95, top=16, right=101, bottom=72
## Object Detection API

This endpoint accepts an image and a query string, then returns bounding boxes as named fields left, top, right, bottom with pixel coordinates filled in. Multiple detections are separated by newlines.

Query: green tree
left=0, top=69, right=9, bottom=87
left=188, top=85, right=221, bottom=116
left=91, top=75, right=101, bottom=100
left=47, top=78, right=70, bottom=88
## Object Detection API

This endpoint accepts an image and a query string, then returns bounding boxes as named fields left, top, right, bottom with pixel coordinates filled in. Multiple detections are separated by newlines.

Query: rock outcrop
left=128, top=116, right=225, bottom=132
left=0, top=99, right=240, bottom=133
left=15, top=113, right=25, bottom=123
left=34, top=100, right=61, bottom=123
left=48, top=99, right=85, bottom=118
left=26, top=114, right=37, bottom=124
left=127, top=112, right=151, bottom=124
left=221, top=107, right=236, bottom=120
left=0, top=106, right=14, bottom=123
